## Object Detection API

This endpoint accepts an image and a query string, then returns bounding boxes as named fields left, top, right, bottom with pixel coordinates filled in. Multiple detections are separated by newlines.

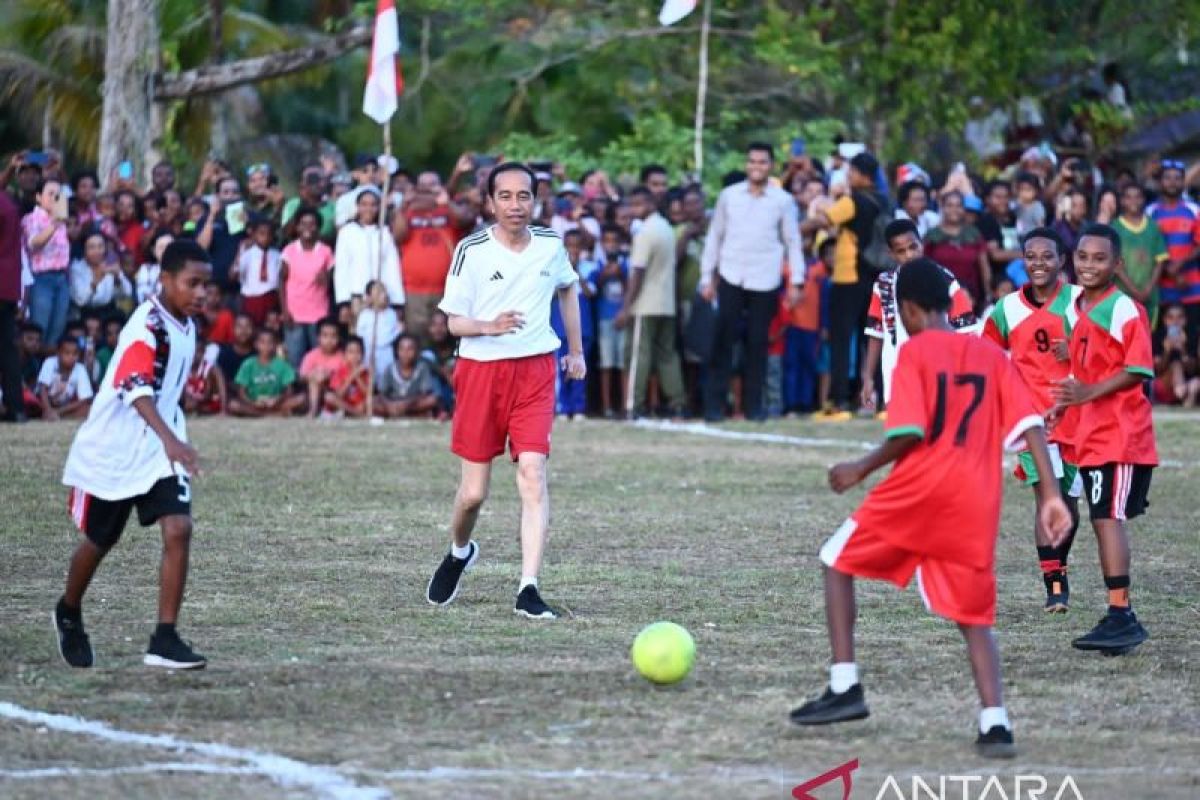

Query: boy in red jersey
left=1052, top=223, right=1156, bottom=655
left=789, top=258, right=1071, bottom=758
left=982, top=227, right=1083, bottom=612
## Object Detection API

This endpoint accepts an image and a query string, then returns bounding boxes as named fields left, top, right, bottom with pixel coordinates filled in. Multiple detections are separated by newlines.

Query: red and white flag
left=363, top=0, right=404, bottom=124
left=658, top=0, right=697, bottom=26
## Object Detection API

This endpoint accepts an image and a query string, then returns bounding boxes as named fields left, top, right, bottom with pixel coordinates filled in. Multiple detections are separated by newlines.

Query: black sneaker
left=975, top=725, right=1017, bottom=759
left=1044, top=573, right=1069, bottom=614
left=52, top=601, right=94, bottom=668
left=513, top=585, right=557, bottom=619
left=426, top=541, right=479, bottom=606
left=788, top=684, right=870, bottom=726
left=1072, top=608, right=1149, bottom=654
left=144, top=630, right=207, bottom=670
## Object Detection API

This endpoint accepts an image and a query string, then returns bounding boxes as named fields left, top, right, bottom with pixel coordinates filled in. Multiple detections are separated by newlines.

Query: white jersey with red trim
left=62, top=297, right=195, bottom=501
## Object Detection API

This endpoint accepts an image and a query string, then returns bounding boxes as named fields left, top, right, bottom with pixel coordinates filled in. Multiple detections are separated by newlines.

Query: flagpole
left=693, top=0, right=712, bottom=179
left=367, top=120, right=392, bottom=420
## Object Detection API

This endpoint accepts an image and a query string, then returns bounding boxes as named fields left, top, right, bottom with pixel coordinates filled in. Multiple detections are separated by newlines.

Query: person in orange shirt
left=782, top=237, right=831, bottom=413
left=392, top=171, right=474, bottom=342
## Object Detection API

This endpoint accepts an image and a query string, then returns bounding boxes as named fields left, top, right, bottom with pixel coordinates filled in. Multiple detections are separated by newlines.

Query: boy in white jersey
left=861, top=219, right=978, bottom=412
left=53, top=241, right=211, bottom=670
left=425, top=162, right=585, bottom=620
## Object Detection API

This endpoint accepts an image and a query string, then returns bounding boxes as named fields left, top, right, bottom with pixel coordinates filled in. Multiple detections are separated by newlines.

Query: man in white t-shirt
left=425, top=162, right=585, bottom=620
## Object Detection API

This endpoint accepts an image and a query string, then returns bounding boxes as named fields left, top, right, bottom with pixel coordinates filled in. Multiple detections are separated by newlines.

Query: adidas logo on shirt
left=490, top=271, right=504, bottom=281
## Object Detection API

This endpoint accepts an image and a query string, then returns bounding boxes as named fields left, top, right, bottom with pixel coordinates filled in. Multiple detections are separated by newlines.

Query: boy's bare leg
left=959, top=624, right=1003, bottom=709
left=1094, top=519, right=1131, bottom=579
left=157, top=515, right=193, bottom=625
left=63, top=539, right=106, bottom=609
left=825, top=565, right=856, bottom=664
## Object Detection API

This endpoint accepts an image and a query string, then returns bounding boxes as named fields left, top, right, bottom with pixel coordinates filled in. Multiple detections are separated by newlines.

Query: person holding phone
left=22, top=179, right=72, bottom=350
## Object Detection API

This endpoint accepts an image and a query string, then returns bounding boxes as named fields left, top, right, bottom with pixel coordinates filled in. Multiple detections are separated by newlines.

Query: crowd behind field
left=3, top=116, right=1200, bottom=424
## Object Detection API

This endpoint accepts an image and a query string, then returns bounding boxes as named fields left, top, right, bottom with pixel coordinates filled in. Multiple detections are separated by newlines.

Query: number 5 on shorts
left=177, top=475, right=191, bottom=503
left=1089, top=469, right=1103, bottom=505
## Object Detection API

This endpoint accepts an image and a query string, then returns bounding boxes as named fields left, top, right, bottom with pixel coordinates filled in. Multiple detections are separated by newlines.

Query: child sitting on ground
left=420, top=309, right=457, bottom=418
left=37, top=337, right=95, bottom=421
left=183, top=341, right=226, bottom=415
left=324, top=336, right=371, bottom=418
left=381, top=334, right=439, bottom=418
left=356, top=279, right=403, bottom=391
left=229, top=328, right=305, bottom=417
left=300, top=318, right=347, bottom=418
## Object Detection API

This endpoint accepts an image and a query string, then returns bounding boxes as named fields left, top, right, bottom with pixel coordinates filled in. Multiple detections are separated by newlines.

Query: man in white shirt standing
left=700, top=142, right=806, bottom=422
left=425, top=163, right=586, bottom=620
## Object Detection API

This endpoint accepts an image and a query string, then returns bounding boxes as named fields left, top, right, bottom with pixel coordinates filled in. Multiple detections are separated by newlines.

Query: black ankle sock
left=1037, top=546, right=1063, bottom=590
left=154, top=622, right=177, bottom=637
left=57, top=596, right=81, bottom=618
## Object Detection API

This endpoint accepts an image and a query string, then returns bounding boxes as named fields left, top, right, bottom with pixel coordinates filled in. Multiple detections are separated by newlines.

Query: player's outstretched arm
left=1021, top=425, right=1072, bottom=545
left=132, top=396, right=199, bottom=476
left=828, top=434, right=920, bottom=493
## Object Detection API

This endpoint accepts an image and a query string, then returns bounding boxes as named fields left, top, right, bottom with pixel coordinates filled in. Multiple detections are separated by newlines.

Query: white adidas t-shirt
left=62, top=297, right=195, bottom=501
left=439, top=225, right=578, bottom=362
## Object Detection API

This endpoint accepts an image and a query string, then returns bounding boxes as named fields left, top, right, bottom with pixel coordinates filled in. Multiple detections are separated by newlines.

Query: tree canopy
left=2, top=0, right=1198, bottom=182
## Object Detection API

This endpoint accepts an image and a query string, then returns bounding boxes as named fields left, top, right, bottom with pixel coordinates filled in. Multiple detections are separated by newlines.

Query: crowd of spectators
left=2, top=124, right=1200, bottom=424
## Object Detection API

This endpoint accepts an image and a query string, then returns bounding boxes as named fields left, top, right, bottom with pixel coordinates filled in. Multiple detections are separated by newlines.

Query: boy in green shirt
left=229, top=328, right=306, bottom=416
left=1113, top=183, right=1168, bottom=327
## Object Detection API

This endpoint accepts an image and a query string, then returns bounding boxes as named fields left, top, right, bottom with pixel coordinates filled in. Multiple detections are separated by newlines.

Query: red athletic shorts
left=819, top=518, right=996, bottom=626
left=451, top=353, right=556, bottom=463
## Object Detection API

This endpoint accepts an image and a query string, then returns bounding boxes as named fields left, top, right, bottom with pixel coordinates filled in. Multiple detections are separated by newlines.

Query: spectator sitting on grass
left=324, top=335, right=370, bottom=419
left=217, top=312, right=255, bottom=385
left=201, top=280, right=235, bottom=345
left=1153, top=304, right=1200, bottom=407
left=229, top=327, right=305, bottom=417
left=95, top=317, right=123, bottom=379
left=300, top=318, right=347, bottom=419
left=420, top=308, right=457, bottom=416
left=381, top=333, right=438, bottom=418
left=36, top=336, right=93, bottom=421
left=18, top=321, right=44, bottom=403
left=356, top=279, right=402, bottom=391
left=184, top=340, right=227, bottom=416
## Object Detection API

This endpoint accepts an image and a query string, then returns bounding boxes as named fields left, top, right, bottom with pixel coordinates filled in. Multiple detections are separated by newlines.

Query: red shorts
left=819, top=518, right=996, bottom=626
left=451, top=354, right=556, bottom=463
left=241, top=291, right=279, bottom=326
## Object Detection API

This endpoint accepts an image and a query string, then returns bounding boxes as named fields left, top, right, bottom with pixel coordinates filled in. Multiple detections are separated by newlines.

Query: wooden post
left=366, top=122, right=392, bottom=420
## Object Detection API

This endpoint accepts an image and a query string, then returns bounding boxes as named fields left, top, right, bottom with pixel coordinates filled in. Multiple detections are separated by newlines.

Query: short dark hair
left=345, top=334, right=365, bottom=351
left=160, top=240, right=211, bottom=274
left=394, top=332, right=419, bottom=352
left=562, top=228, right=584, bottom=243
left=57, top=335, right=80, bottom=349
left=255, top=326, right=277, bottom=342
left=884, top=218, right=920, bottom=246
left=639, top=164, right=668, bottom=182
left=1020, top=226, right=1065, bottom=255
left=317, top=317, right=341, bottom=335
left=1079, top=222, right=1122, bottom=257
left=1014, top=171, right=1042, bottom=190
left=849, top=152, right=879, bottom=180
left=486, top=162, right=537, bottom=199
left=895, top=257, right=951, bottom=312
left=71, top=170, right=99, bottom=192
left=746, top=141, right=774, bottom=161
left=985, top=178, right=1010, bottom=198
left=293, top=205, right=321, bottom=227
left=600, top=224, right=626, bottom=240
left=20, top=321, right=44, bottom=336
left=628, top=185, right=654, bottom=202
left=896, top=180, right=928, bottom=207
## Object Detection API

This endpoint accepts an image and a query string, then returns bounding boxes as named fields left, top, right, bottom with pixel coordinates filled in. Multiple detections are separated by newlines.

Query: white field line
left=0, top=762, right=260, bottom=779
left=0, top=702, right=390, bottom=800
left=631, top=419, right=1194, bottom=468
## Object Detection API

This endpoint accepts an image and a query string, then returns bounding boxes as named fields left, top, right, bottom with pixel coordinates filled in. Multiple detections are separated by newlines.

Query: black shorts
left=67, top=475, right=192, bottom=549
left=1080, top=463, right=1153, bottom=521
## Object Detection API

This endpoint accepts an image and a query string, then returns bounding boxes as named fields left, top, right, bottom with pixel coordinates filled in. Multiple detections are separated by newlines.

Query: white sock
left=829, top=662, right=859, bottom=694
left=519, top=576, right=538, bottom=592
left=980, top=706, right=1011, bottom=733
left=451, top=542, right=473, bottom=560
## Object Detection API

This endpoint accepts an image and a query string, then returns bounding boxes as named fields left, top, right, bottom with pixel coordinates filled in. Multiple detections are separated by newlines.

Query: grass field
left=1, top=414, right=1198, bottom=800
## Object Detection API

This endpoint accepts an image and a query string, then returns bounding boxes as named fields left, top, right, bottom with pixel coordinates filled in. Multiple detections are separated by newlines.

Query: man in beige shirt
left=616, top=186, right=684, bottom=416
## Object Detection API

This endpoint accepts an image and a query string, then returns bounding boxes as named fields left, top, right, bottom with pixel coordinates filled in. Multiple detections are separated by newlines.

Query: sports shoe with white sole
left=426, top=541, right=479, bottom=606
left=144, top=629, right=207, bottom=670
left=513, top=585, right=557, bottom=619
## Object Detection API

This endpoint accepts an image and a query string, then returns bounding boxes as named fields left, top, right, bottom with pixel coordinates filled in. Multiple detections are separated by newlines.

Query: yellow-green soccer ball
left=631, top=622, right=695, bottom=685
